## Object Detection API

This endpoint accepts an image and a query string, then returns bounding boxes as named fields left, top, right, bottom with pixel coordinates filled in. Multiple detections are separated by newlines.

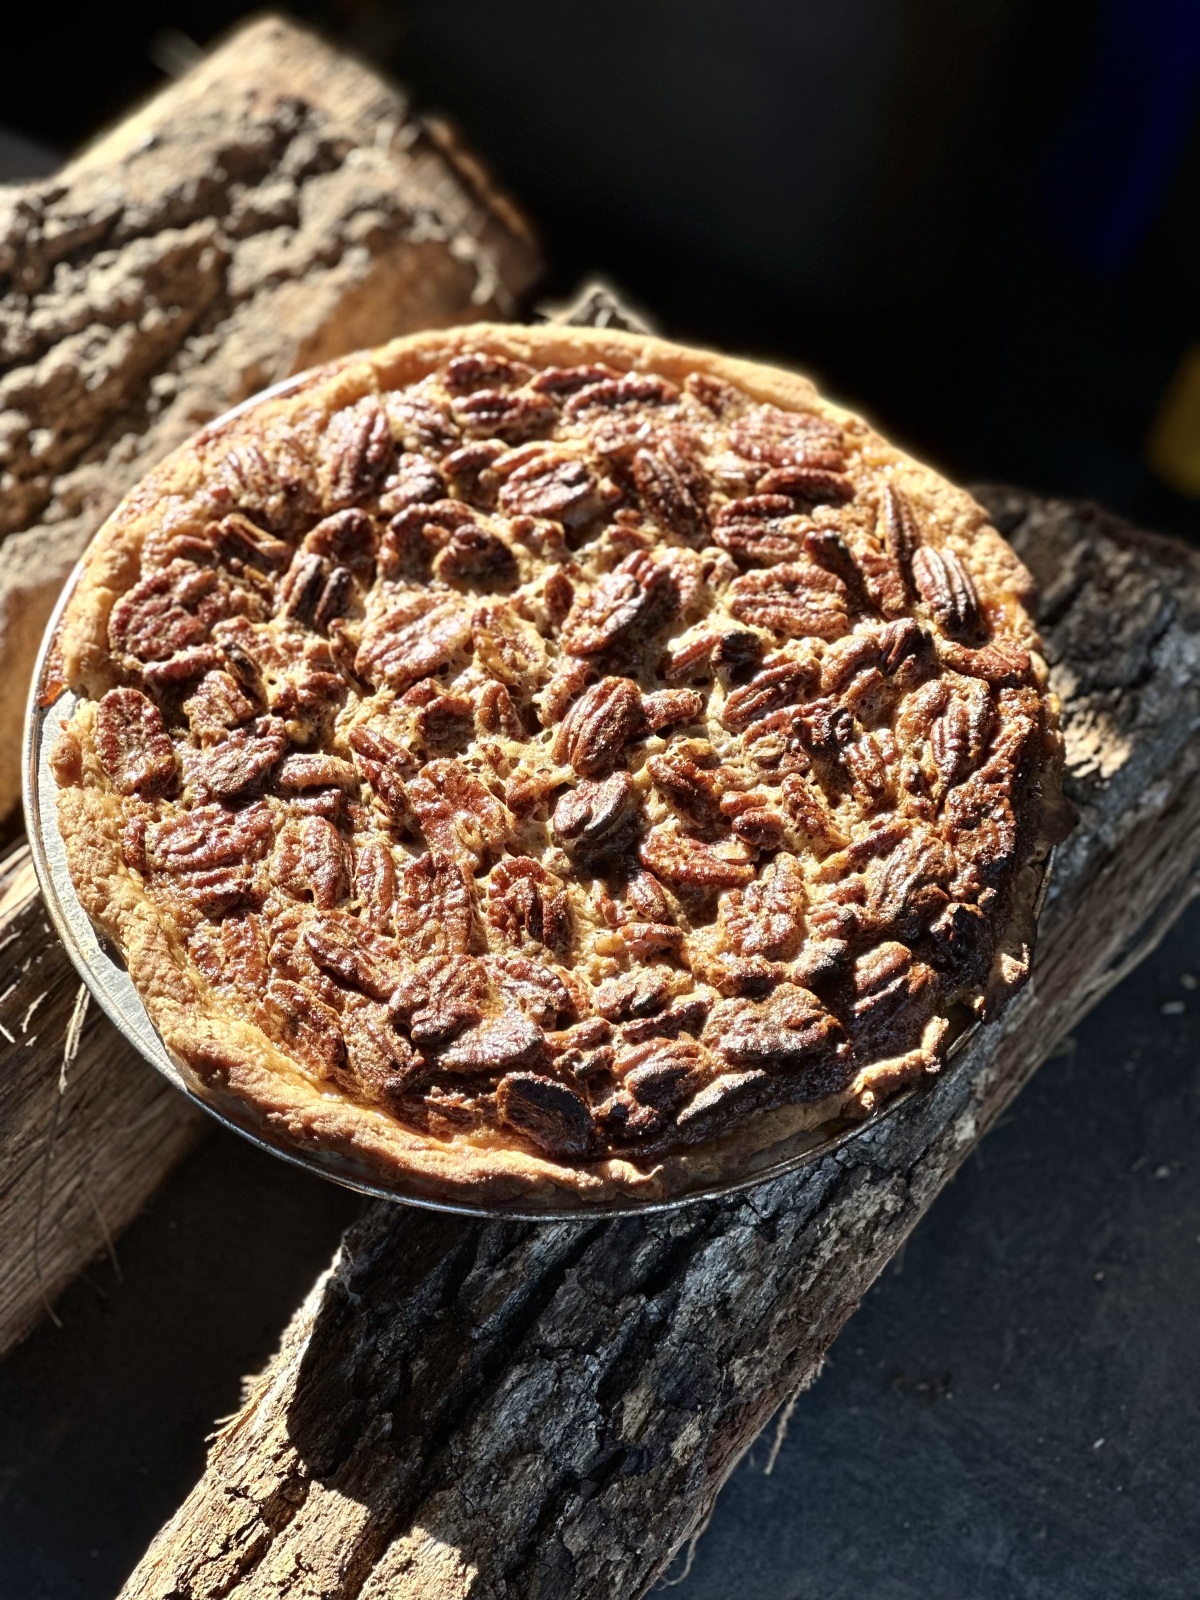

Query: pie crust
left=48, top=325, right=1071, bottom=1206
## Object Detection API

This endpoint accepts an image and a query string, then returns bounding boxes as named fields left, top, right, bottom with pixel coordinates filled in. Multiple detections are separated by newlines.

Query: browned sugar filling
left=70, top=352, right=1047, bottom=1163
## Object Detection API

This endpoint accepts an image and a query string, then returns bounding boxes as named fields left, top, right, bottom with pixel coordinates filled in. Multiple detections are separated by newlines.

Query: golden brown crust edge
left=50, top=324, right=1070, bottom=1207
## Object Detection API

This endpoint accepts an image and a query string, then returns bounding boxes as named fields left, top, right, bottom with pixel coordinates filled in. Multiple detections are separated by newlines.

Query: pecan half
left=498, top=449, right=614, bottom=527
left=341, top=999, right=428, bottom=1104
left=473, top=681, right=525, bottom=741
left=183, top=670, right=258, bottom=742
left=442, top=441, right=504, bottom=506
left=486, top=954, right=579, bottom=1029
left=443, top=352, right=531, bottom=393
left=94, top=688, right=176, bottom=796
left=728, top=563, right=851, bottom=640
left=211, top=513, right=292, bottom=574
left=379, top=499, right=477, bottom=579
left=276, top=752, right=359, bottom=791
left=881, top=484, right=918, bottom=571
left=530, top=363, right=622, bottom=395
left=640, top=687, right=704, bottom=732
left=820, top=618, right=927, bottom=695
left=850, top=940, right=939, bottom=1053
left=713, top=496, right=810, bottom=566
left=646, top=751, right=722, bottom=826
left=432, top=525, right=518, bottom=589
left=594, top=970, right=675, bottom=1022
left=322, top=399, right=393, bottom=507
left=392, top=953, right=489, bottom=1045
left=488, top=857, right=572, bottom=954
left=855, top=486, right=916, bottom=618
left=406, top=758, right=510, bottom=868
left=265, top=978, right=344, bottom=1075
left=189, top=913, right=269, bottom=1000
left=758, top=465, right=854, bottom=505
left=912, top=545, right=981, bottom=639
left=639, top=825, right=756, bottom=888
left=552, top=771, right=638, bottom=850
left=552, top=677, right=648, bottom=776
left=442, top=1012, right=549, bottom=1074
left=720, top=854, right=807, bottom=959
left=303, top=913, right=404, bottom=1000
left=454, top=388, right=557, bottom=442
left=705, top=984, right=848, bottom=1090
left=562, top=374, right=679, bottom=417
left=721, top=658, right=819, bottom=732
left=561, top=552, right=678, bottom=656
left=393, top=850, right=475, bottom=957
left=728, top=404, right=845, bottom=470
left=537, top=659, right=593, bottom=727
left=278, top=550, right=327, bottom=626
left=632, top=444, right=707, bottom=542
left=355, top=839, right=396, bottom=930
left=348, top=723, right=413, bottom=823
left=274, top=816, right=349, bottom=909
left=934, top=637, right=1032, bottom=685
left=471, top=600, right=549, bottom=688
left=605, top=1037, right=710, bottom=1136
left=146, top=802, right=273, bottom=914
left=720, top=792, right=787, bottom=849
left=386, top=389, right=458, bottom=453
left=303, top=509, right=377, bottom=575
left=217, top=439, right=315, bottom=535
left=193, top=718, right=287, bottom=800
left=619, top=998, right=710, bottom=1046
left=355, top=588, right=471, bottom=690
left=496, top=1070, right=593, bottom=1156
left=109, top=561, right=247, bottom=668
left=379, top=451, right=444, bottom=512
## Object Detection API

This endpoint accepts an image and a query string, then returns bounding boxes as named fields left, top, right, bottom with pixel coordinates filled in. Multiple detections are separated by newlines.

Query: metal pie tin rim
left=21, top=374, right=1007, bottom=1222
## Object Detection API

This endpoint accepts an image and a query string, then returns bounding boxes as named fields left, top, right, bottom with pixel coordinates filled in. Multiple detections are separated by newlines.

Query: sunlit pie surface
left=49, top=326, right=1070, bottom=1205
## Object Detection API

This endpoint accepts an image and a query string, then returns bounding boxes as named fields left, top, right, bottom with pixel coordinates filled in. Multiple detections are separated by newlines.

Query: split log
left=0, top=13, right=539, bottom=1358
left=117, top=489, right=1200, bottom=1599
left=0, top=843, right=204, bottom=1354
left=0, top=11, right=539, bottom=819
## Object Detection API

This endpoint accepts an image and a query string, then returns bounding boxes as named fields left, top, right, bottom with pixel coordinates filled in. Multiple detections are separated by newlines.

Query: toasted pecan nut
left=912, top=545, right=982, bottom=639
left=552, top=771, right=637, bottom=850
left=95, top=688, right=176, bottom=796
left=496, top=1071, right=593, bottom=1156
left=488, top=857, right=572, bottom=955
left=728, top=562, right=851, bottom=640
left=552, top=677, right=648, bottom=776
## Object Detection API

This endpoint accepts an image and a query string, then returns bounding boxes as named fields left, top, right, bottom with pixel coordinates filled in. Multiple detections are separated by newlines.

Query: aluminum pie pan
left=21, top=383, right=998, bottom=1223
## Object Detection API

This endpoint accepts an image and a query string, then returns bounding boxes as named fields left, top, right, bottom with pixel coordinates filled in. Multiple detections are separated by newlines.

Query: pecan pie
left=49, top=326, right=1071, bottom=1205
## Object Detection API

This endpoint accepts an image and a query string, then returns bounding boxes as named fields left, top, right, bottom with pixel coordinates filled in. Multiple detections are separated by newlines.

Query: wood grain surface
left=113, top=489, right=1200, bottom=1599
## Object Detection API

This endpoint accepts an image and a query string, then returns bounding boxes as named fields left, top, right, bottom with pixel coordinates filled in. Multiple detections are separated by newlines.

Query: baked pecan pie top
left=50, top=327, right=1067, bottom=1198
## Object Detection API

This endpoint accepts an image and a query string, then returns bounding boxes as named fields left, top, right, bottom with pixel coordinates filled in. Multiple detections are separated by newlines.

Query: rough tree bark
left=0, top=13, right=538, bottom=1358
left=116, top=489, right=1200, bottom=1599
left=0, top=12, right=539, bottom=817
left=0, top=843, right=204, bottom=1355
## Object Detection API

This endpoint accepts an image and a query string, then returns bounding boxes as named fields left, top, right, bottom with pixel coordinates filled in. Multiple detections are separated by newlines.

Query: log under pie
left=49, top=326, right=1072, bottom=1205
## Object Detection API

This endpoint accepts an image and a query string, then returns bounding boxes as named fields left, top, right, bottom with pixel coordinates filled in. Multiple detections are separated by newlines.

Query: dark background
left=7, top=0, right=1200, bottom=541
left=2, top=4, right=1200, bottom=1597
